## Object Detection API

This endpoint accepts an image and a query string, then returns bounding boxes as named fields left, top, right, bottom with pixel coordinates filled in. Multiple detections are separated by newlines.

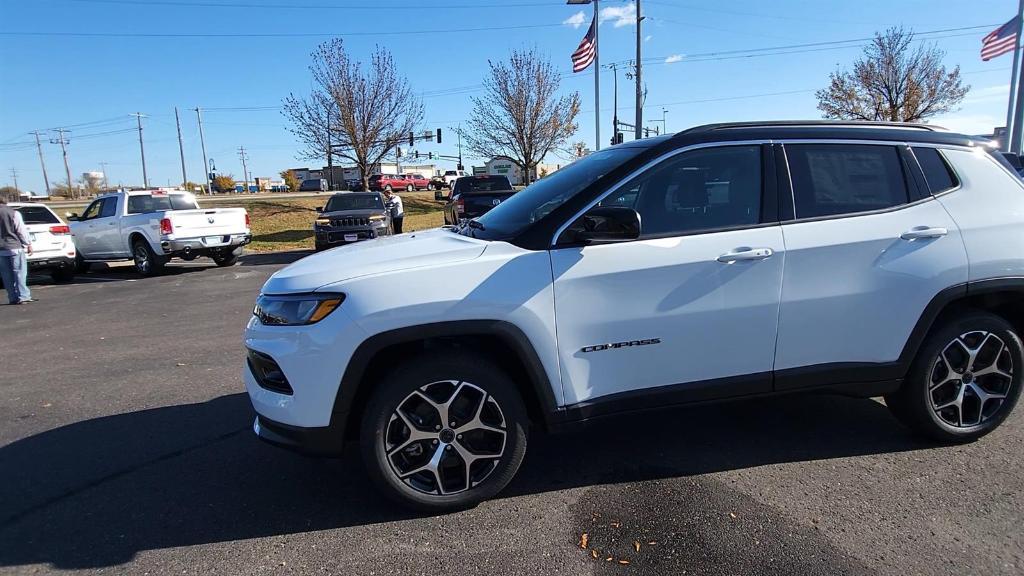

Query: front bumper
left=315, top=226, right=387, bottom=246
left=161, top=233, right=251, bottom=255
left=253, top=413, right=349, bottom=456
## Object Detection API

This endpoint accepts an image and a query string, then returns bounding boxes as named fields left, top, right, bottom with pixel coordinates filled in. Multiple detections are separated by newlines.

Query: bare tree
left=460, top=48, right=580, bottom=185
left=284, top=39, right=423, bottom=190
left=817, top=27, right=969, bottom=123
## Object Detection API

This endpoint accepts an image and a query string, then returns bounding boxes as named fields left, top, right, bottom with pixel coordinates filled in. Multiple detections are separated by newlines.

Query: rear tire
left=406, top=184, right=414, bottom=192
left=886, top=310, right=1023, bottom=442
left=132, top=239, right=166, bottom=276
left=360, top=352, right=529, bottom=512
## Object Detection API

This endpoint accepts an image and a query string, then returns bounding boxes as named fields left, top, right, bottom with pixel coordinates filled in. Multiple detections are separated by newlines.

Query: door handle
left=717, top=247, right=774, bottom=263
left=108, top=222, right=116, bottom=226
left=900, top=227, right=947, bottom=241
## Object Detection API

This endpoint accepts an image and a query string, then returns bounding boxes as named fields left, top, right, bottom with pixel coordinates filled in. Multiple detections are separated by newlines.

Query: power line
left=0, top=22, right=563, bottom=38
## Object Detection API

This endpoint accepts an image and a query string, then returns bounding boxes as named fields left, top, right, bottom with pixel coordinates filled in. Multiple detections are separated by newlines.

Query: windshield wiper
left=466, top=219, right=486, bottom=231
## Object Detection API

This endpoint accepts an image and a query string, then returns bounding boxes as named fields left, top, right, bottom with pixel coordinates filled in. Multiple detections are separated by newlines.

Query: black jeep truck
left=313, top=192, right=393, bottom=251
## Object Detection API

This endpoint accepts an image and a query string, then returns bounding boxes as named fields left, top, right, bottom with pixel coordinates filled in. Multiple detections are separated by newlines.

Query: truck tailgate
left=167, top=208, right=248, bottom=237
left=462, top=192, right=516, bottom=219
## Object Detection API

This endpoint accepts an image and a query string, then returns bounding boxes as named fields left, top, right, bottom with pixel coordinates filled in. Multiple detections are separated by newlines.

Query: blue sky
left=0, top=0, right=1017, bottom=193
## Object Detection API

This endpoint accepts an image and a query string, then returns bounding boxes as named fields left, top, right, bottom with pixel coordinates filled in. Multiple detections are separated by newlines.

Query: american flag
left=572, top=14, right=597, bottom=73
left=982, top=17, right=1020, bottom=61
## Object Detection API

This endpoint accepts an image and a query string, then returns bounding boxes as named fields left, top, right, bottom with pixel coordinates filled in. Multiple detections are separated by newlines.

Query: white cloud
left=600, top=2, right=636, bottom=28
left=645, top=35, right=653, bottom=42
left=665, top=54, right=684, bottom=64
left=562, top=10, right=586, bottom=29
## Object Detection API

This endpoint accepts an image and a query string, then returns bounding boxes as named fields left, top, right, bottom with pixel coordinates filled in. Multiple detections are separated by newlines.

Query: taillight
left=244, top=211, right=251, bottom=228
left=160, top=218, right=173, bottom=235
left=456, top=198, right=465, bottom=214
left=49, top=225, right=70, bottom=235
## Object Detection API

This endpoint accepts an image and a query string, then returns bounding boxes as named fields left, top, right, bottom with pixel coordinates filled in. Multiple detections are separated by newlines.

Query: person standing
left=0, top=197, right=34, bottom=304
left=384, top=189, right=404, bottom=234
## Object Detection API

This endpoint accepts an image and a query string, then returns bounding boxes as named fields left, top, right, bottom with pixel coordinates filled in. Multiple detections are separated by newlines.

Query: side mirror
left=569, top=206, right=641, bottom=244
left=315, top=206, right=323, bottom=213
left=66, top=212, right=79, bottom=221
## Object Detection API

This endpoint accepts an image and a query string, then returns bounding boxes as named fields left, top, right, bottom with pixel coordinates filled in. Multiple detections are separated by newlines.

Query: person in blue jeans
left=0, top=197, right=34, bottom=305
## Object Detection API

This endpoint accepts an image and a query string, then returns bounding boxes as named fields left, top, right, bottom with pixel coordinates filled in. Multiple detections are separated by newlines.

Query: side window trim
left=82, top=199, right=103, bottom=220
left=550, top=140, right=775, bottom=247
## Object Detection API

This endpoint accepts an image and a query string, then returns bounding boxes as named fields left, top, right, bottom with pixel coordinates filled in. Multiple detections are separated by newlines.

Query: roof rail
left=676, top=120, right=947, bottom=137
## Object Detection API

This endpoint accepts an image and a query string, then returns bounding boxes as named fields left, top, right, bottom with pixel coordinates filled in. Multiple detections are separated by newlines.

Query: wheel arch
left=335, top=320, right=561, bottom=440
left=899, top=278, right=1024, bottom=373
left=127, top=230, right=150, bottom=253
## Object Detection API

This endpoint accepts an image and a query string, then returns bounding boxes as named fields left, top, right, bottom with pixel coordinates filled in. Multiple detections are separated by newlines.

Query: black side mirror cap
left=571, top=206, right=641, bottom=244
left=315, top=206, right=323, bottom=212
left=66, top=212, right=79, bottom=221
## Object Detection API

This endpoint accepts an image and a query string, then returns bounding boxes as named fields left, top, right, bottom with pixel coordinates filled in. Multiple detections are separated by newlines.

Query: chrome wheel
left=133, top=244, right=150, bottom=274
left=929, top=331, right=1014, bottom=428
left=384, top=379, right=507, bottom=496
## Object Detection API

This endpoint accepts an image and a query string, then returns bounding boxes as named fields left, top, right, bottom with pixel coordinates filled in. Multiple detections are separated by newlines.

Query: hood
left=262, top=228, right=487, bottom=294
left=320, top=208, right=386, bottom=219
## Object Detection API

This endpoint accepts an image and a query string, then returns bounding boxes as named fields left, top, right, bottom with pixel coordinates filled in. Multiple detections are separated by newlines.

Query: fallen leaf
left=606, top=556, right=613, bottom=562
left=579, top=533, right=589, bottom=549
left=729, top=512, right=737, bottom=519
left=618, top=559, right=631, bottom=565
left=610, top=521, right=621, bottom=528
left=633, top=541, right=641, bottom=552
left=647, top=541, right=657, bottom=546
left=591, top=549, right=599, bottom=559
left=42, top=403, right=52, bottom=408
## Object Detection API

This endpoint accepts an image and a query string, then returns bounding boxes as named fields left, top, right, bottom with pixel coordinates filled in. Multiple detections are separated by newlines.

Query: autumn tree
left=283, top=39, right=423, bottom=190
left=460, top=48, right=580, bottom=185
left=280, top=169, right=300, bottom=192
left=213, top=174, right=236, bottom=193
left=0, top=186, right=19, bottom=203
left=817, top=27, right=969, bottom=123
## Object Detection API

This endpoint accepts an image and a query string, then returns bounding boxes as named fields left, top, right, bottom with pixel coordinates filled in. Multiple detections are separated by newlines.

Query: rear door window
left=912, top=147, right=959, bottom=194
left=786, top=144, right=910, bottom=219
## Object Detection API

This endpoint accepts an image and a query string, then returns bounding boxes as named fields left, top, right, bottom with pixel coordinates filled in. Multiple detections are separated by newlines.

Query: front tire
left=212, top=247, right=240, bottom=267
left=406, top=184, right=414, bottom=192
left=74, top=253, right=91, bottom=274
left=886, top=310, right=1023, bottom=442
left=360, top=353, right=528, bottom=512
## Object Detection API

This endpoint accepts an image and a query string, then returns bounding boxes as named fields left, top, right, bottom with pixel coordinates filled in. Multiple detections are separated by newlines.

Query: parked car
left=69, top=189, right=251, bottom=276
left=8, top=203, right=77, bottom=282
left=404, top=173, right=431, bottom=191
left=429, top=176, right=448, bottom=198
left=245, top=120, right=1024, bottom=511
left=442, top=169, right=467, bottom=190
left=313, top=192, right=392, bottom=251
left=299, top=178, right=328, bottom=192
left=367, top=174, right=409, bottom=192
left=442, top=174, right=515, bottom=225
left=346, top=178, right=365, bottom=192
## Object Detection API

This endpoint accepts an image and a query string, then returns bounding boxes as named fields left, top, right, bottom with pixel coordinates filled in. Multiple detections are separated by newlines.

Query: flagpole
left=1006, top=0, right=1024, bottom=152
left=593, top=0, right=601, bottom=151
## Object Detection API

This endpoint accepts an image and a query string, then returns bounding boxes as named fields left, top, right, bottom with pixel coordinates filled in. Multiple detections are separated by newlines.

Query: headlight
left=315, top=218, right=331, bottom=227
left=253, top=293, right=345, bottom=326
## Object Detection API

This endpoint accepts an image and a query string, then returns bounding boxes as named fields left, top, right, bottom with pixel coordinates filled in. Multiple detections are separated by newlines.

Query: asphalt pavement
left=0, top=253, right=1021, bottom=575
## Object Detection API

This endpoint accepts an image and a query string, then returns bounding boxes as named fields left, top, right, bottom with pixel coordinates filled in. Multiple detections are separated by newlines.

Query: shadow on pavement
left=239, top=250, right=311, bottom=267
left=0, top=392, right=930, bottom=570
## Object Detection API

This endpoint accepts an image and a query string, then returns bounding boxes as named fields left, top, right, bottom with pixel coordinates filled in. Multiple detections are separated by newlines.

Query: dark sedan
left=442, top=174, right=516, bottom=226
left=314, top=192, right=392, bottom=251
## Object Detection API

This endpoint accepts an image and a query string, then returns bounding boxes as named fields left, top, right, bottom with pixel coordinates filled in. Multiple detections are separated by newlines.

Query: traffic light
left=414, top=150, right=420, bottom=159
left=428, top=152, right=434, bottom=160
left=612, top=132, right=624, bottom=145
left=436, top=128, right=442, bottom=144
left=409, top=131, right=415, bottom=147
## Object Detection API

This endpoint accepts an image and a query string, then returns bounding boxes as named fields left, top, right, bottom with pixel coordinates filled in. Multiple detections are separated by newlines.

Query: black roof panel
left=663, top=120, right=980, bottom=148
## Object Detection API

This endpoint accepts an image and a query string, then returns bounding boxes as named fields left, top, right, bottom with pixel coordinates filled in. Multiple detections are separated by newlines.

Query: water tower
left=83, top=171, right=105, bottom=190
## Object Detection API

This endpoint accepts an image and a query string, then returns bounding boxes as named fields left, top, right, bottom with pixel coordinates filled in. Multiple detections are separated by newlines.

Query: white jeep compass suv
left=245, top=121, right=1024, bottom=511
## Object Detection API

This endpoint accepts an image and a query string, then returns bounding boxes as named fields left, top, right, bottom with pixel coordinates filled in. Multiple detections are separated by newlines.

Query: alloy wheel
left=384, top=380, right=507, bottom=496
left=134, top=245, right=150, bottom=273
left=929, top=330, right=1015, bottom=428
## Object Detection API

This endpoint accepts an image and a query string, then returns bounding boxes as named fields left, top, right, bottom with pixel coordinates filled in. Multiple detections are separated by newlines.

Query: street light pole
left=634, top=0, right=643, bottom=140
left=568, top=0, right=601, bottom=151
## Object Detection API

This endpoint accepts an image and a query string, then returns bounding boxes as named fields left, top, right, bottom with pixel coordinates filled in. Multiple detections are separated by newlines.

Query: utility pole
left=610, top=63, right=620, bottom=144
left=130, top=113, right=148, bottom=188
left=174, top=107, right=188, bottom=190
left=99, top=162, right=111, bottom=189
left=634, top=0, right=643, bottom=140
left=238, top=146, right=250, bottom=194
left=51, top=129, right=73, bottom=199
left=457, top=128, right=463, bottom=170
left=593, top=0, right=601, bottom=151
left=31, top=131, right=51, bottom=196
left=10, top=168, right=19, bottom=193
left=194, top=108, right=212, bottom=195
left=325, top=102, right=334, bottom=191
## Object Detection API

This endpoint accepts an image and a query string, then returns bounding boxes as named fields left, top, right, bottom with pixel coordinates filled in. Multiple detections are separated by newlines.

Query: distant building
left=482, top=156, right=561, bottom=185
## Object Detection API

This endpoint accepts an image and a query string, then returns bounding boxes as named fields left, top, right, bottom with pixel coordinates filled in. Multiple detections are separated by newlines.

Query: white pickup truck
left=68, top=189, right=251, bottom=275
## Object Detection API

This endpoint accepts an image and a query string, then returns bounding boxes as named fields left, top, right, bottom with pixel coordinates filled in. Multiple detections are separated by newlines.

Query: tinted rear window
left=913, top=147, right=958, bottom=194
left=127, top=194, right=198, bottom=214
left=456, top=177, right=513, bottom=193
left=15, top=206, right=59, bottom=224
left=786, top=144, right=910, bottom=219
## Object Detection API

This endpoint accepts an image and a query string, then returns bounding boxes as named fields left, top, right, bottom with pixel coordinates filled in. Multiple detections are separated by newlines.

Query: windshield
left=469, top=147, right=646, bottom=238
left=325, top=194, right=383, bottom=211
left=15, top=206, right=60, bottom=224
left=455, top=176, right=513, bottom=193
